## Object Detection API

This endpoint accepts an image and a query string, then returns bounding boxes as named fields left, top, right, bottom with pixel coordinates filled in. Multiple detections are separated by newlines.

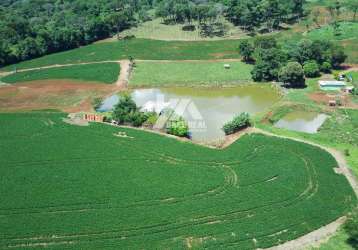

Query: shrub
left=222, top=112, right=251, bottom=135
left=166, top=117, right=189, bottom=137
left=278, top=62, right=306, bottom=88
left=304, top=61, right=320, bottom=77
left=320, top=61, right=332, bottom=73
left=112, top=94, right=148, bottom=127
left=143, top=112, right=158, bottom=128
left=92, top=97, right=103, bottom=111
left=344, top=209, right=358, bottom=249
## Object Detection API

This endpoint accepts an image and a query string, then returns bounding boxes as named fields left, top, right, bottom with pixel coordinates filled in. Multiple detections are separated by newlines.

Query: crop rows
left=0, top=112, right=356, bottom=249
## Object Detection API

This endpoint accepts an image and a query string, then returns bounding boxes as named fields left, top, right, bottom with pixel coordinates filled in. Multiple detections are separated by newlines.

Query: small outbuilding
left=83, top=113, right=104, bottom=122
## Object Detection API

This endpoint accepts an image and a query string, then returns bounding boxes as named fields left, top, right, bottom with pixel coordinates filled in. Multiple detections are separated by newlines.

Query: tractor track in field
left=220, top=127, right=358, bottom=250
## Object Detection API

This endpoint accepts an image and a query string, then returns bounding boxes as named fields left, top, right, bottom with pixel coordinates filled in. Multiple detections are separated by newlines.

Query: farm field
left=0, top=39, right=241, bottom=72
left=1, top=63, right=120, bottom=84
left=130, top=61, right=252, bottom=86
left=0, top=112, right=356, bottom=249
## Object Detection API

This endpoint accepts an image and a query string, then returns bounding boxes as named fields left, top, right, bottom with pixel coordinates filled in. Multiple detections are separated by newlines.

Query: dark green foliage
left=279, top=62, right=306, bottom=88
left=331, top=44, right=347, bottom=68
left=344, top=209, right=358, bottom=248
left=239, top=40, right=255, bottom=63
left=303, top=61, right=321, bottom=78
left=112, top=94, right=148, bottom=127
left=226, top=0, right=305, bottom=31
left=222, top=112, right=251, bottom=135
left=0, top=113, right=355, bottom=249
left=288, top=39, right=347, bottom=69
left=0, top=0, right=141, bottom=67
left=250, top=37, right=347, bottom=82
left=320, top=61, right=332, bottom=73
left=251, top=48, right=287, bottom=81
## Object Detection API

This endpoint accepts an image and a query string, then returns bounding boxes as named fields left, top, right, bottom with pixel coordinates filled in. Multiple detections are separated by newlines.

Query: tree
left=320, top=61, right=332, bottom=73
left=239, top=40, right=254, bottom=63
left=330, top=45, right=347, bottom=68
left=112, top=94, right=139, bottom=124
left=278, top=62, right=306, bottom=88
left=251, top=48, right=287, bottom=81
left=290, top=39, right=314, bottom=64
left=345, top=0, right=358, bottom=21
left=303, top=61, right=320, bottom=77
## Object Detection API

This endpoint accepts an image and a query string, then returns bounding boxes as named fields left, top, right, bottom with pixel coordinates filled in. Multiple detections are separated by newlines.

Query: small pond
left=274, top=111, right=328, bottom=134
left=98, top=85, right=281, bottom=142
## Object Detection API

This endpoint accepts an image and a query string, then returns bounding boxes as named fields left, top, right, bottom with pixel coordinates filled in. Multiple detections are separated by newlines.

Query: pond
left=274, top=111, right=328, bottom=134
left=98, top=85, right=281, bottom=142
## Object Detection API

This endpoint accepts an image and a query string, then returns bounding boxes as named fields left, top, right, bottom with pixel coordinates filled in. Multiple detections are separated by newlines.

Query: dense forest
left=0, top=0, right=306, bottom=67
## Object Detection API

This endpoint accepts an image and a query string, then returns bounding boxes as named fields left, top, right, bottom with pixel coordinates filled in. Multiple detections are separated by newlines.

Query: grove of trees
left=0, top=0, right=150, bottom=67
left=239, top=36, right=347, bottom=88
left=0, top=0, right=309, bottom=67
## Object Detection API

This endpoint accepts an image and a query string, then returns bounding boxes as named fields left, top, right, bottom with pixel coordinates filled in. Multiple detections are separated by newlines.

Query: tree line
left=0, top=0, right=309, bottom=67
left=0, top=0, right=152, bottom=67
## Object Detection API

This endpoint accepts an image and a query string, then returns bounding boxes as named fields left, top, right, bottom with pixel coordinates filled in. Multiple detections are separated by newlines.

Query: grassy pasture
left=1, top=63, right=120, bottom=84
left=307, top=22, right=358, bottom=41
left=113, top=18, right=248, bottom=41
left=0, top=112, right=355, bottom=249
left=0, top=39, right=241, bottom=72
left=130, top=61, right=253, bottom=86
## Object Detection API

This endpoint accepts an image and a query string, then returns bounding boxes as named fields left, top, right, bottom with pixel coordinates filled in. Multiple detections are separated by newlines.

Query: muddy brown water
left=99, top=85, right=281, bottom=142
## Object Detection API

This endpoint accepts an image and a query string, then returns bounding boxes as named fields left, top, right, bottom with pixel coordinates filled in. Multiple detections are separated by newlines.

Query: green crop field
left=130, top=61, right=253, bottom=86
left=0, top=112, right=355, bottom=249
left=1, top=63, right=120, bottom=84
left=0, top=39, right=241, bottom=72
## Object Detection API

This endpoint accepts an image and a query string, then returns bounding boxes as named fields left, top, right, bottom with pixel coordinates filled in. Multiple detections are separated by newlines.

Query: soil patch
left=0, top=80, right=117, bottom=112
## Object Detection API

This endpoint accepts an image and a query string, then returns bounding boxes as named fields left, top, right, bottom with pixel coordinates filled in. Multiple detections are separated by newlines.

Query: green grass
left=0, top=39, right=242, bottom=72
left=130, top=61, right=253, bottom=86
left=0, top=112, right=355, bottom=249
left=311, top=228, right=354, bottom=250
left=1, top=63, right=120, bottom=84
left=307, top=22, right=358, bottom=41
left=115, top=18, right=248, bottom=41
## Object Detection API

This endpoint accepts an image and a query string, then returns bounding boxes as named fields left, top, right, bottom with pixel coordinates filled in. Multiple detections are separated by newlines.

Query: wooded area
left=0, top=0, right=306, bottom=67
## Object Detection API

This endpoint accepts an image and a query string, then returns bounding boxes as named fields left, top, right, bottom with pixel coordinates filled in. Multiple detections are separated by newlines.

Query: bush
left=92, top=97, right=103, bottom=111
left=143, top=112, right=158, bottom=128
left=112, top=94, right=148, bottom=127
left=320, top=61, right=332, bottom=73
left=278, top=62, right=306, bottom=88
left=166, top=117, right=189, bottom=137
left=222, top=112, right=251, bottom=135
left=160, top=108, right=189, bottom=137
left=344, top=209, right=358, bottom=248
left=304, top=61, right=320, bottom=77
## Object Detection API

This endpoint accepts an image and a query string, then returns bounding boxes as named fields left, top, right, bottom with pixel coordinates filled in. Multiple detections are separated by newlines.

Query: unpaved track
left=116, top=60, right=131, bottom=88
